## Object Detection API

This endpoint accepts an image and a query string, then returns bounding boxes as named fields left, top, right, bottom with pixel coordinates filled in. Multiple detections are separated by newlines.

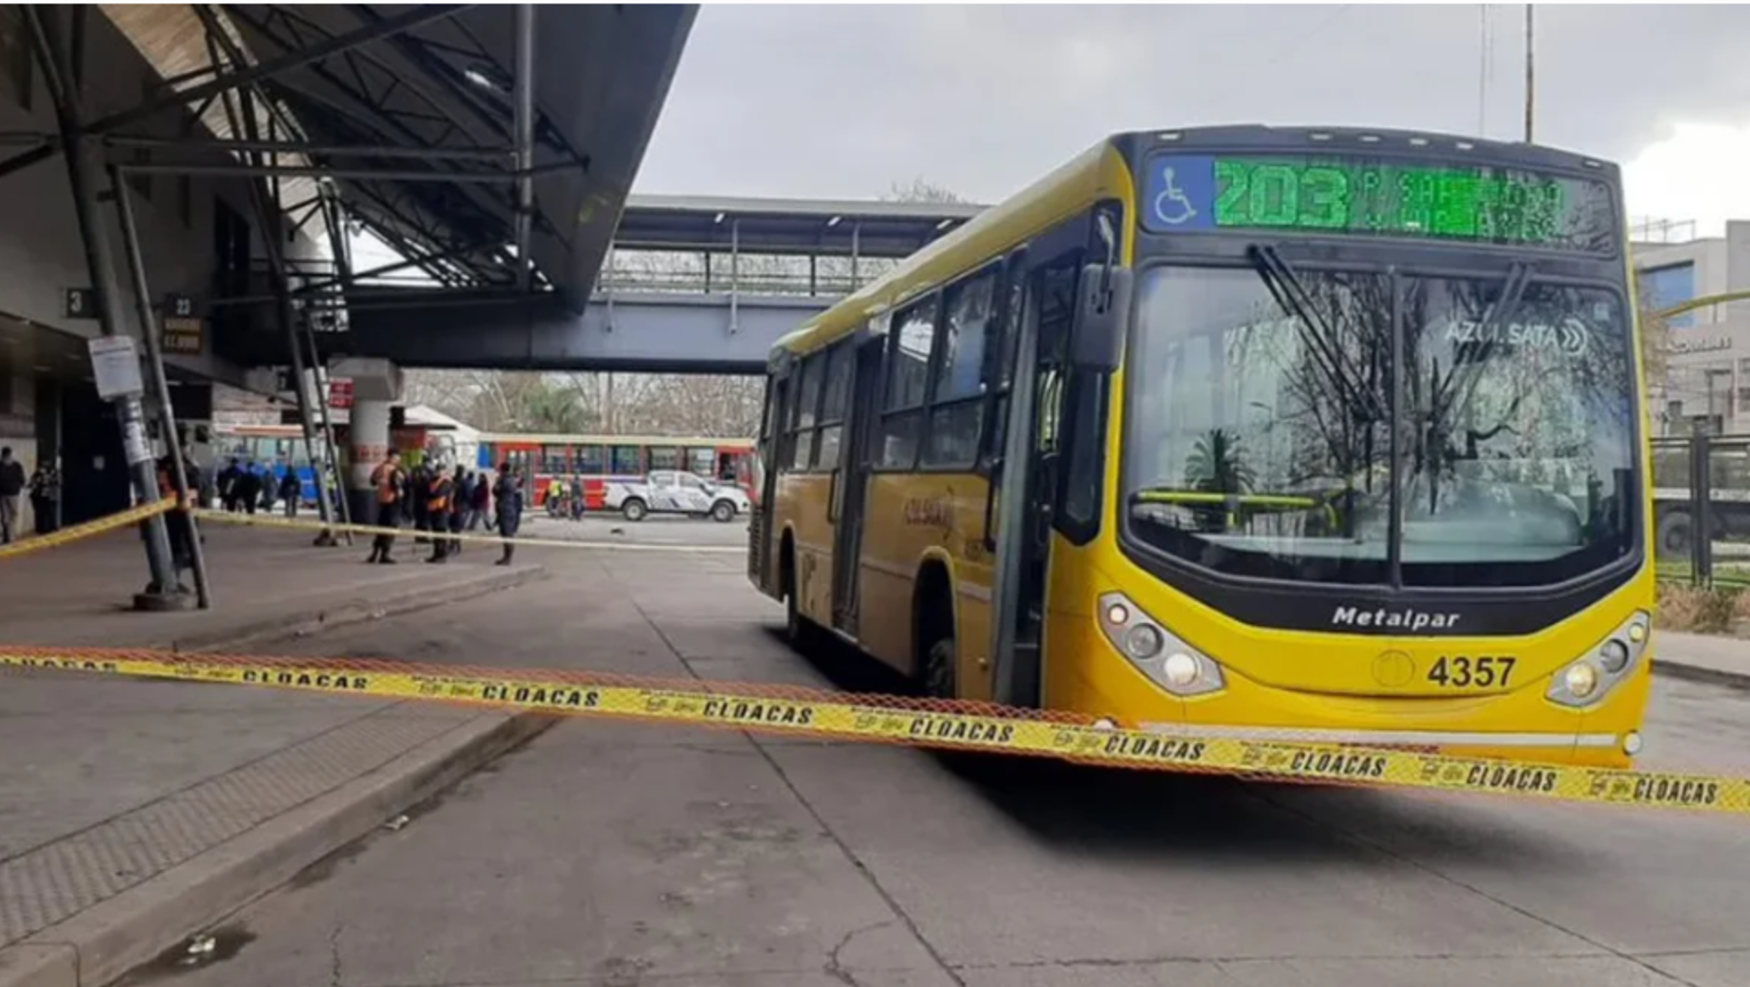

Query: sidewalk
left=1656, top=629, right=1750, bottom=688
left=0, top=522, right=550, bottom=987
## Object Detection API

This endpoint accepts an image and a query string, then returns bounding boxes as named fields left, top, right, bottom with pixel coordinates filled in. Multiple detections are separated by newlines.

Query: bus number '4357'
left=1427, top=655, right=1517, bottom=689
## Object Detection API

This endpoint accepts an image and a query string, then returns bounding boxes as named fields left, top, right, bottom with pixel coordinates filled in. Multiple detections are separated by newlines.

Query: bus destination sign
left=1141, top=153, right=1613, bottom=252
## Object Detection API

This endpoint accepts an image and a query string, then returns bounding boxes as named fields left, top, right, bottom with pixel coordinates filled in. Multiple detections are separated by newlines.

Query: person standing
left=279, top=466, right=301, bottom=518
left=468, top=470, right=490, bottom=531
left=455, top=469, right=475, bottom=533
left=0, top=447, right=25, bottom=544
left=236, top=463, right=261, bottom=516
left=366, top=449, right=407, bottom=564
left=446, top=465, right=468, bottom=557
left=153, top=456, right=195, bottom=590
left=409, top=460, right=431, bottom=545
left=493, top=464, right=523, bottom=566
left=28, top=459, right=60, bottom=535
left=424, top=464, right=455, bottom=563
left=259, top=462, right=278, bottom=515
left=218, top=458, right=241, bottom=512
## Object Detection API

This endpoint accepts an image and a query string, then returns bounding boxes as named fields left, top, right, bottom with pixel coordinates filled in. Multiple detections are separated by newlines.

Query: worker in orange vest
left=366, top=449, right=406, bottom=565
left=425, top=465, right=455, bottom=563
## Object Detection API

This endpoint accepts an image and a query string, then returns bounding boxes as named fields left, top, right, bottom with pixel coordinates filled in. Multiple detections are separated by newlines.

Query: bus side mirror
left=1071, top=263, right=1131, bottom=372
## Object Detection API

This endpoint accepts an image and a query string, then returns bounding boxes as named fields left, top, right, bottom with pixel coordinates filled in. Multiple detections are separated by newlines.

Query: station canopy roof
left=103, top=4, right=697, bottom=312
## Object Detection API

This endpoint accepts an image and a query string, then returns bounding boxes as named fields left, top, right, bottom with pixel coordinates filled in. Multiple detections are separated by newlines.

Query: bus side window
left=979, top=255, right=1027, bottom=473
left=788, top=354, right=824, bottom=471
left=879, top=294, right=940, bottom=469
left=689, top=447, right=715, bottom=477
left=610, top=445, right=641, bottom=475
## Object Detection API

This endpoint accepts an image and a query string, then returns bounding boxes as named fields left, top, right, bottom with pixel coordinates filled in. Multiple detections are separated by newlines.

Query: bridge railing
left=595, top=267, right=865, bottom=298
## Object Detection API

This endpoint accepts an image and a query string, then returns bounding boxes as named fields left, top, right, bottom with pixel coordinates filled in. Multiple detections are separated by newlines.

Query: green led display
left=1141, top=153, right=1614, bottom=252
left=1215, top=158, right=1570, bottom=245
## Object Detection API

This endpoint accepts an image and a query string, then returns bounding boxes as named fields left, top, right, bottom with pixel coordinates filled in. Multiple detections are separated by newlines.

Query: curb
left=1654, top=658, right=1750, bottom=691
left=0, top=564, right=553, bottom=987
left=0, top=712, right=556, bottom=987
left=171, top=563, right=548, bottom=653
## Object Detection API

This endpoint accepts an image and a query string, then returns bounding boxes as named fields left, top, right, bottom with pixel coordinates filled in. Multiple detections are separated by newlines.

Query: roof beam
left=87, top=4, right=474, bottom=135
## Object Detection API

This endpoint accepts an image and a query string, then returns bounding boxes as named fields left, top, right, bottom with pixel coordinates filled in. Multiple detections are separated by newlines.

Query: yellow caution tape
left=192, top=508, right=743, bottom=554
left=0, top=500, right=174, bottom=561
left=3, top=649, right=1745, bottom=817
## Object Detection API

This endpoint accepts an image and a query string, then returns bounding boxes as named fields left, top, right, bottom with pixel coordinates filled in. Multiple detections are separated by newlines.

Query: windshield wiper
left=1246, top=244, right=1389, bottom=425
left=1431, top=261, right=1534, bottom=452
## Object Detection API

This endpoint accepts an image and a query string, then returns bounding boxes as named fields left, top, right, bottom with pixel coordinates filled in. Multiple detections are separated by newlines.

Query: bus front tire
left=621, top=498, right=648, bottom=522
left=710, top=500, right=737, bottom=523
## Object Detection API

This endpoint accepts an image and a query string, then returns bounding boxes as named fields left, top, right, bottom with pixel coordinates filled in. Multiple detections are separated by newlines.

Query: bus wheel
left=781, top=540, right=815, bottom=648
left=710, top=499, right=737, bottom=523
left=923, top=634, right=956, bottom=701
left=621, top=498, right=648, bottom=522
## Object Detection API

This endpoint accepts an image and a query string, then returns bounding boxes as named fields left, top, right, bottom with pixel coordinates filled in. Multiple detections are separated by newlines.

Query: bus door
left=987, top=207, right=1127, bottom=708
left=752, top=361, right=793, bottom=592
left=830, top=333, right=885, bottom=634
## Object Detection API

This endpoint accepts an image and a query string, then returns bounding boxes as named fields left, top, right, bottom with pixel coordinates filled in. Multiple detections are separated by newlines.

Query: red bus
left=474, top=433, right=758, bottom=510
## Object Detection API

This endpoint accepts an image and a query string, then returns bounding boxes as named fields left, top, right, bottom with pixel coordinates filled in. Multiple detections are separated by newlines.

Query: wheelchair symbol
left=1153, top=167, right=1196, bottom=226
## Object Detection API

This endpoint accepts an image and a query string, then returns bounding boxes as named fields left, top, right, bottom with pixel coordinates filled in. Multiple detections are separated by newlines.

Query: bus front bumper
left=1050, top=626, right=1653, bottom=769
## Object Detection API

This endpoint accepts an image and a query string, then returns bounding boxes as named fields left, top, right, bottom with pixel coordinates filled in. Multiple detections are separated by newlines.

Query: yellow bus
left=748, top=126, right=1653, bottom=768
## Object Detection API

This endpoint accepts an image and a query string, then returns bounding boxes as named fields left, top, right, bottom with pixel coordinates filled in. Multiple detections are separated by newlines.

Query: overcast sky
left=635, top=4, right=1750, bottom=234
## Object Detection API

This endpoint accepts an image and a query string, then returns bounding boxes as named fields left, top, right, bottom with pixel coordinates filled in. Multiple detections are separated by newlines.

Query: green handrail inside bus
left=1133, top=489, right=1340, bottom=528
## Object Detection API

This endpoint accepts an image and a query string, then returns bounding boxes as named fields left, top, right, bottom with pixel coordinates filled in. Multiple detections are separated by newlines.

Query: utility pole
left=1523, top=4, right=1535, bottom=143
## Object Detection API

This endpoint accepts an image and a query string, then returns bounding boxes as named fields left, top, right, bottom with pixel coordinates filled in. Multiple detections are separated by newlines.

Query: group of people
left=0, top=446, right=65, bottom=544
left=365, top=451, right=524, bottom=566
left=216, top=459, right=303, bottom=518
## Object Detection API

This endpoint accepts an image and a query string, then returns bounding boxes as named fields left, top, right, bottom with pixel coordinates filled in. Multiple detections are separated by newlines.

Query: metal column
left=25, top=8, right=186, bottom=609
left=851, top=222, right=861, bottom=288
left=227, top=78, right=340, bottom=544
left=512, top=4, right=536, bottom=292
left=729, top=219, right=740, bottom=335
left=112, top=164, right=212, bottom=609
left=304, top=321, right=353, bottom=542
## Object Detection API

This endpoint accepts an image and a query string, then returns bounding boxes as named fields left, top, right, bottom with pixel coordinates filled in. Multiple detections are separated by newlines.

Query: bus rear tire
left=621, top=498, right=648, bottom=522
left=711, top=500, right=737, bottom=523
left=781, top=539, right=817, bottom=650
left=914, top=567, right=956, bottom=701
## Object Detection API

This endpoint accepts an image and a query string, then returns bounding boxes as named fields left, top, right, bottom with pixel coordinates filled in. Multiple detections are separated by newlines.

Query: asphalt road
left=123, top=529, right=1750, bottom=987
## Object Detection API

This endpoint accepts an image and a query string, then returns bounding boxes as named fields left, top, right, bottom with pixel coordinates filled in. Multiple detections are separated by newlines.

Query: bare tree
left=884, top=176, right=967, bottom=205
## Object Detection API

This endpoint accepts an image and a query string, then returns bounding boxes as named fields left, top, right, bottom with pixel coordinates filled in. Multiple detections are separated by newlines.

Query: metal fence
left=1652, top=430, right=1750, bottom=588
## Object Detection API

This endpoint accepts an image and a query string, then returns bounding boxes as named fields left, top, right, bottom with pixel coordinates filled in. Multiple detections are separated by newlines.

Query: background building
left=1633, top=219, right=1750, bottom=436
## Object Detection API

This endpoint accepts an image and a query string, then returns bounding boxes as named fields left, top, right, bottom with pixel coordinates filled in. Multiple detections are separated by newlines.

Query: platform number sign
left=160, top=293, right=204, bottom=355
left=64, top=287, right=97, bottom=320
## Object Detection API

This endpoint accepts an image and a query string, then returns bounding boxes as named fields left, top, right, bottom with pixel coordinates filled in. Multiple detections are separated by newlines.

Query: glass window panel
left=885, top=297, right=939, bottom=410
left=880, top=412, right=921, bottom=468
left=924, top=402, right=983, bottom=468
left=933, top=273, right=996, bottom=403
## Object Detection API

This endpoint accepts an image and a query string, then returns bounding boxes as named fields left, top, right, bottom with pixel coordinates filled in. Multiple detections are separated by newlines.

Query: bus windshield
left=1123, top=262, right=1639, bottom=587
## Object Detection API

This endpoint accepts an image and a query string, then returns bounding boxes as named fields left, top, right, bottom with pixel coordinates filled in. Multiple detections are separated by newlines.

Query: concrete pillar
left=330, top=356, right=402, bottom=525
left=348, top=398, right=391, bottom=524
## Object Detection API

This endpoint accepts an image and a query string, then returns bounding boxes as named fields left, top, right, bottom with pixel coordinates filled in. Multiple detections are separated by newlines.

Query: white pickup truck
left=603, top=470, right=752, bottom=522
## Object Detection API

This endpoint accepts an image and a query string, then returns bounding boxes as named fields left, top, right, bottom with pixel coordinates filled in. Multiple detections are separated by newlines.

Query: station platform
left=0, top=521, right=551, bottom=987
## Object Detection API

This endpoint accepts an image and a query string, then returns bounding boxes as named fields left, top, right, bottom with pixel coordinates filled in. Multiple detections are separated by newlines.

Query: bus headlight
left=1563, top=662, right=1599, bottom=698
left=1547, top=611, right=1650, bottom=708
left=1098, top=591, right=1224, bottom=696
